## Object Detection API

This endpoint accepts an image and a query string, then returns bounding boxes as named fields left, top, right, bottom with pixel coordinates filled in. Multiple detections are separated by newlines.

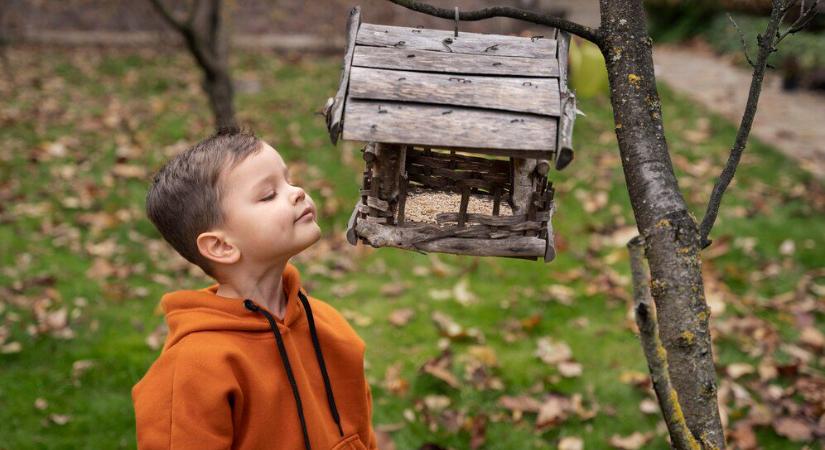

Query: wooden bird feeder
left=324, top=6, right=577, bottom=262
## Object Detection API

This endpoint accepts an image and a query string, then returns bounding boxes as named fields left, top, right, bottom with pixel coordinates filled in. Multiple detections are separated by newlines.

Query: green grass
left=0, top=47, right=823, bottom=449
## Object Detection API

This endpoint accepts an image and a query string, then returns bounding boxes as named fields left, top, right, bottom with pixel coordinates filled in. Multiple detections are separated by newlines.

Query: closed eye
left=261, top=193, right=276, bottom=201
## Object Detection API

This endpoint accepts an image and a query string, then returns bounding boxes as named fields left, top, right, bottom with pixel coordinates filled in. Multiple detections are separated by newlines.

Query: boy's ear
left=196, top=231, right=241, bottom=265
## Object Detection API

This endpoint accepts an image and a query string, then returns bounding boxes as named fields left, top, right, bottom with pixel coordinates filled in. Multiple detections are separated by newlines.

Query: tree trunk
left=149, top=0, right=237, bottom=130
left=598, top=1, right=725, bottom=447
left=204, top=68, right=236, bottom=130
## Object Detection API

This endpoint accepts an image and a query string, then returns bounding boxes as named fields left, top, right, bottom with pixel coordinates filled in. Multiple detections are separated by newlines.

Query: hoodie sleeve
left=134, top=341, right=239, bottom=450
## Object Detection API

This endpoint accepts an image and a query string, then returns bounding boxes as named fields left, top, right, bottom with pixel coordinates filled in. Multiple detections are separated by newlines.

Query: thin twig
left=728, top=14, right=756, bottom=68
left=384, top=0, right=603, bottom=45
left=777, top=0, right=820, bottom=44
left=699, top=0, right=808, bottom=248
left=627, top=236, right=701, bottom=450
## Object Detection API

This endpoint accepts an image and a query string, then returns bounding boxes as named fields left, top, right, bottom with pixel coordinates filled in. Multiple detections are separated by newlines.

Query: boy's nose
left=292, top=186, right=306, bottom=203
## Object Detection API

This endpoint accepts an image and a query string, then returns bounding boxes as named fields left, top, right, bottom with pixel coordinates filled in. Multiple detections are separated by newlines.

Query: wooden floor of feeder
left=400, top=187, right=513, bottom=224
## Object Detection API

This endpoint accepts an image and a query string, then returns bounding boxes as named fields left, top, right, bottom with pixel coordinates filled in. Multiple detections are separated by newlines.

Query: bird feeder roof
left=326, top=7, right=572, bottom=159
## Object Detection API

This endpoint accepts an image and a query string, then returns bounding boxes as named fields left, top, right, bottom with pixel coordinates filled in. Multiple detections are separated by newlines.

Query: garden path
left=653, top=43, right=825, bottom=179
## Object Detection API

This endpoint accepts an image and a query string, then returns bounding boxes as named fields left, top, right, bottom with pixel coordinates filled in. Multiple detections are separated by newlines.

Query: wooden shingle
left=328, top=13, right=571, bottom=158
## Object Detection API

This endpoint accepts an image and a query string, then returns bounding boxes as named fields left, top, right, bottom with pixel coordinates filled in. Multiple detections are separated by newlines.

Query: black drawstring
left=243, top=289, right=344, bottom=450
left=243, top=299, right=312, bottom=450
left=297, top=290, right=344, bottom=437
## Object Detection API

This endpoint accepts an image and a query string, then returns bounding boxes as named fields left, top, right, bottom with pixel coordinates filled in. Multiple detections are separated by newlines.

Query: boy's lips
left=297, top=206, right=315, bottom=222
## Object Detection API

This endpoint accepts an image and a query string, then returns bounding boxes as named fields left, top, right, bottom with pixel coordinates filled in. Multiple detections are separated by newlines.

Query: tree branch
left=385, top=0, right=603, bottom=45
left=727, top=14, right=756, bottom=68
left=699, top=0, right=804, bottom=248
left=186, top=0, right=202, bottom=28
left=776, top=0, right=820, bottom=44
left=628, top=236, right=701, bottom=450
left=147, top=0, right=188, bottom=34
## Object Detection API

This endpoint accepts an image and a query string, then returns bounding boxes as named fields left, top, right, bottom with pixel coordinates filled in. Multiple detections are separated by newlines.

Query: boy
left=133, top=128, right=377, bottom=450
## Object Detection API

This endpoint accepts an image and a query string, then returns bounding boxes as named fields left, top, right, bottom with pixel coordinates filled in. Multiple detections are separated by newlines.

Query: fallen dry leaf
left=421, top=349, right=460, bottom=389
left=535, top=337, right=572, bottom=365
left=772, top=417, right=814, bottom=442
left=469, top=414, right=487, bottom=450
left=452, top=278, right=477, bottom=306
left=341, top=309, right=372, bottom=327
left=536, top=394, right=571, bottom=430
left=380, top=282, right=407, bottom=298
left=544, top=284, right=575, bottom=305
left=608, top=431, right=652, bottom=449
left=49, top=414, right=71, bottom=425
left=1, top=341, right=22, bottom=354
left=558, top=361, right=583, bottom=378
left=145, top=322, right=168, bottom=351
left=619, top=370, right=651, bottom=389
left=374, top=429, right=397, bottom=450
left=730, top=421, right=758, bottom=450
left=431, top=311, right=481, bottom=342
left=639, top=398, right=659, bottom=415
left=71, top=359, right=95, bottom=385
left=422, top=395, right=450, bottom=412
left=558, top=436, right=584, bottom=450
left=726, top=363, right=755, bottom=379
left=111, top=163, right=147, bottom=179
left=467, top=346, right=498, bottom=367
left=498, top=395, right=543, bottom=414
left=383, top=362, right=409, bottom=396
left=34, top=398, right=48, bottom=410
left=388, top=308, right=415, bottom=327
left=798, top=326, right=824, bottom=350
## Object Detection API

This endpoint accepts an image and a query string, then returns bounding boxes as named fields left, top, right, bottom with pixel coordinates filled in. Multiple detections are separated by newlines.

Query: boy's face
left=207, top=142, right=321, bottom=267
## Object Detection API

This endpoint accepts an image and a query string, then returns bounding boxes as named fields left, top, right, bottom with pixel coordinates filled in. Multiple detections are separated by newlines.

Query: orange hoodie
left=132, top=262, right=377, bottom=450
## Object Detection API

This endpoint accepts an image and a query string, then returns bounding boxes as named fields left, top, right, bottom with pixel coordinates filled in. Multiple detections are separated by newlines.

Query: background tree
left=148, top=0, right=237, bottom=130
left=387, top=0, right=819, bottom=448
left=0, top=0, right=19, bottom=86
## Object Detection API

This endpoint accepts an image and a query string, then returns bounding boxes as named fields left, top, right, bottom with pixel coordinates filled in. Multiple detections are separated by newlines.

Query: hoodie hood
left=160, top=262, right=305, bottom=351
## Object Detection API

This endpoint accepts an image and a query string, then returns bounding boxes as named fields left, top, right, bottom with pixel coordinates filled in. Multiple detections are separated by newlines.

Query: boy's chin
left=293, top=226, right=322, bottom=253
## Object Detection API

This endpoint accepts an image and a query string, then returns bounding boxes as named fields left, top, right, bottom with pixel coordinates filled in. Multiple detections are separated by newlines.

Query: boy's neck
left=215, top=262, right=289, bottom=320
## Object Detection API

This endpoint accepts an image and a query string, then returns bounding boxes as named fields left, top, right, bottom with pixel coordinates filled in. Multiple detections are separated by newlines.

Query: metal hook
left=454, top=7, right=459, bottom=37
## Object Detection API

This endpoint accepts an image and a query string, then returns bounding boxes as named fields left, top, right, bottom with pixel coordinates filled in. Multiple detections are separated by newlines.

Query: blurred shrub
left=568, top=38, right=609, bottom=99
left=704, top=13, right=825, bottom=73
left=703, top=13, right=825, bottom=90
left=645, top=1, right=718, bottom=42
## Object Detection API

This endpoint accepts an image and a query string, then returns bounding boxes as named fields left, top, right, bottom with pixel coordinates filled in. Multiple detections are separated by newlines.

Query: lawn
left=0, top=46, right=823, bottom=449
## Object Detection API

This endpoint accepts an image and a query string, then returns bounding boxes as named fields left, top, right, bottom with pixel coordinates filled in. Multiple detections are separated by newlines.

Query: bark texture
left=598, top=1, right=724, bottom=447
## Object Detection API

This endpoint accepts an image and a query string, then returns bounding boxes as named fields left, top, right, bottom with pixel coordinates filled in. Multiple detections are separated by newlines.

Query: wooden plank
left=435, top=210, right=550, bottom=226
left=556, top=93, right=576, bottom=168
left=406, top=151, right=511, bottom=172
left=397, top=172, right=408, bottom=225
left=544, top=203, right=556, bottom=263
left=343, top=99, right=557, bottom=153
left=554, top=31, right=574, bottom=170
left=354, top=220, right=546, bottom=258
left=326, top=6, right=361, bottom=145
left=408, top=164, right=509, bottom=184
left=349, top=67, right=560, bottom=116
left=458, top=184, right=470, bottom=227
left=407, top=173, right=501, bottom=193
left=511, top=158, right=537, bottom=215
left=356, top=23, right=557, bottom=59
left=352, top=46, right=560, bottom=77
left=345, top=200, right=361, bottom=245
left=557, top=30, right=571, bottom=93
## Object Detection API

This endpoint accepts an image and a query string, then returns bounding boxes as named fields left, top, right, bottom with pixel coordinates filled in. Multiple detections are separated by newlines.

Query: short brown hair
left=146, top=127, right=262, bottom=279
